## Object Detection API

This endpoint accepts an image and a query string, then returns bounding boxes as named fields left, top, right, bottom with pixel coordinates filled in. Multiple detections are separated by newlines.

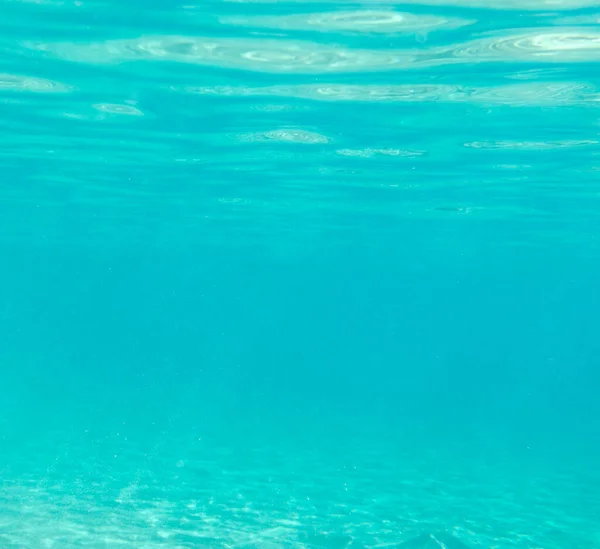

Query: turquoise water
left=2, top=0, right=600, bottom=547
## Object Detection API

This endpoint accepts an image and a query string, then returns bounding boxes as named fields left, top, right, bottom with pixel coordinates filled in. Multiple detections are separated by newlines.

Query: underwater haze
left=1, top=0, right=600, bottom=547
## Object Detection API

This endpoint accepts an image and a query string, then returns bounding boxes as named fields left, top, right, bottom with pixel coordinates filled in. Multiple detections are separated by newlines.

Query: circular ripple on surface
left=226, top=40, right=408, bottom=73
left=217, top=197, right=250, bottom=205
left=407, top=0, right=600, bottom=8
left=470, top=82, right=597, bottom=106
left=337, top=148, right=426, bottom=157
left=465, top=139, right=598, bottom=150
left=221, top=10, right=473, bottom=34
left=263, top=129, right=330, bottom=143
left=0, top=73, right=71, bottom=93
left=238, top=129, right=330, bottom=144
left=284, top=84, right=465, bottom=102
left=92, top=103, right=144, bottom=116
left=26, top=36, right=412, bottom=73
left=506, top=68, right=568, bottom=80
left=224, top=0, right=600, bottom=10
left=441, top=29, right=600, bottom=62
left=177, top=82, right=598, bottom=107
left=61, top=103, right=144, bottom=121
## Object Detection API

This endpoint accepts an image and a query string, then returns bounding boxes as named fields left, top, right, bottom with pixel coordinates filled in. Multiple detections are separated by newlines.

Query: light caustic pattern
left=1, top=436, right=599, bottom=549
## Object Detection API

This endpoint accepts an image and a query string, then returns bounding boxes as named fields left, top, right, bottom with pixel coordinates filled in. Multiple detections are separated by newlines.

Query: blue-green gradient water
left=2, top=0, right=600, bottom=547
